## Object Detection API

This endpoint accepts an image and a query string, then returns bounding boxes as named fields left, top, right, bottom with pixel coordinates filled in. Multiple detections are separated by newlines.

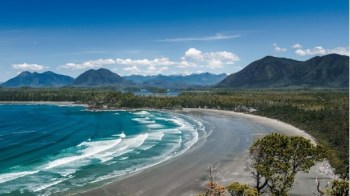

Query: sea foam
left=0, top=170, right=39, bottom=184
left=45, top=138, right=123, bottom=169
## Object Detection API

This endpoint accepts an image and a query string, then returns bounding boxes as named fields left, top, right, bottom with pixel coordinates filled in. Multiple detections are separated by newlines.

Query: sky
left=0, top=0, right=348, bottom=81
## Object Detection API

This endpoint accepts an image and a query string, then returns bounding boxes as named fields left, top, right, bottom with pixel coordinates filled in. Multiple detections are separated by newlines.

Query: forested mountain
left=124, top=72, right=227, bottom=87
left=1, top=71, right=74, bottom=87
left=72, top=68, right=130, bottom=86
left=218, top=54, right=349, bottom=88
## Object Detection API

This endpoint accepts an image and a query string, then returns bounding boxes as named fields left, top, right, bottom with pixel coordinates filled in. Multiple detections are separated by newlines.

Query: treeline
left=0, top=87, right=348, bottom=174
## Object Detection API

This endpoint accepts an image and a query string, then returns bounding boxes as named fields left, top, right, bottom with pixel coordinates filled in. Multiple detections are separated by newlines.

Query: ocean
left=0, top=104, right=204, bottom=195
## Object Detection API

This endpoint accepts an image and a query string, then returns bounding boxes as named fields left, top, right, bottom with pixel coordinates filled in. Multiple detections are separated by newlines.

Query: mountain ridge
left=72, top=68, right=128, bottom=86
left=124, top=72, right=227, bottom=87
left=1, top=71, right=74, bottom=87
left=218, top=54, right=349, bottom=88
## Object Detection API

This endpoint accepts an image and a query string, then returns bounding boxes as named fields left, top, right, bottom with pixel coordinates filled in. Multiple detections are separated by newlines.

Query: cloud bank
left=59, top=48, right=239, bottom=75
left=293, top=44, right=349, bottom=56
left=12, top=63, right=45, bottom=71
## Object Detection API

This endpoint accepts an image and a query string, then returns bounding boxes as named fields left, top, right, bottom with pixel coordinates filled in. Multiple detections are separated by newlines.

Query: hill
left=218, top=54, right=349, bottom=88
left=124, top=72, right=227, bottom=88
left=1, top=71, right=74, bottom=87
left=73, top=68, right=128, bottom=86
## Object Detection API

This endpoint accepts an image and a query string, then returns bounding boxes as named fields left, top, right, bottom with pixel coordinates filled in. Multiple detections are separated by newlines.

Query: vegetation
left=200, top=134, right=327, bottom=195
left=198, top=166, right=226, bottom=196
left=325, top=179, right=349, bottom=195
left=0, top=88, right=348, bottom=175
left=226, top=182, right=258, bottom=196
left=247, top=133, right=325, bottom=195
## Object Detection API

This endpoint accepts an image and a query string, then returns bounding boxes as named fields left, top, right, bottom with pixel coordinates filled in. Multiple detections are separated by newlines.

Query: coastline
left=184, top=108, right=317, bottom=145
left=80, top=108, right=334, bottom=196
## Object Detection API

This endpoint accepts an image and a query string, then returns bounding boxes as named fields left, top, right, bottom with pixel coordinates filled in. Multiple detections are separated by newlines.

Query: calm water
left=0, top=104, right=204, bottom=195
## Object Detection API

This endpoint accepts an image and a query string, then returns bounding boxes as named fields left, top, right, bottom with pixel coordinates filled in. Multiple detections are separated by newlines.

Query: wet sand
left=80, top=108, right=334, bottom=196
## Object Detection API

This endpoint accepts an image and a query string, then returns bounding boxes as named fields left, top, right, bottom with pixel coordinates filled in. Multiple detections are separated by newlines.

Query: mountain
left=124, top=72, right=227, bottom=88
left=1, top=71, right=74, bottom=87
left=218, top=54, right=349, bottom=88
left=290, top=54, right=349, bottom=87
left=73, top=68, right=128, bottom=86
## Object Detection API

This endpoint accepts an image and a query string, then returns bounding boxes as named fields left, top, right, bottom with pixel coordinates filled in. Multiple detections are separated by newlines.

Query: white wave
left=45, top=138, right=123, bottom=169
left=83, top=116, right=204, bottom=186
left=133, top=111, right=150, bottom=115
left=132, top=118, right=155, bottom=124
left=114, top=112, right=119, bottom=115
left=96, top=134, right=149, bottom=163
left=113, top=132, right=126, bottom=138
left=158, top=128, right=182, bottom=134
left=138, top=132, right=165, bottom=151
left=148, top=132, right=164, bottom=141
left=0, top=170, right=39, bottom=184
left=154, top=117, right=171, bottom=121
left=58, top=104, right=75, bottom=107
left=32, top=178, right=67, bottom=192
left=119, top=132, right=126, bottom=138
left=170, top=118, right=187, bottom=129
left=56, top=168, right=77, bottom=177
left=146, top=124, right=164, bottom=129
left=119, top=156, right=129, bottom=160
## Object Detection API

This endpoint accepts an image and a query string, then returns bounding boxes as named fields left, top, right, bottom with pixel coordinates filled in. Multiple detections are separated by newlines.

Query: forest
left=0, top=87, right=348, bottom=175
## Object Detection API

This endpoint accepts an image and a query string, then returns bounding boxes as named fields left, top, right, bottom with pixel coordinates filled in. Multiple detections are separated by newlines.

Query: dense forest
left=0, top=87, right=348, bottom=175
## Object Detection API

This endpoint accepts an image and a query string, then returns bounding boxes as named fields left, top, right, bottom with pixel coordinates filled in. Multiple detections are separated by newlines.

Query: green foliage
left=325, top=179, right=349, bottom=196
left=226, top=182, right=258, bottom=196
left=249, top=133, right=325, bottom=195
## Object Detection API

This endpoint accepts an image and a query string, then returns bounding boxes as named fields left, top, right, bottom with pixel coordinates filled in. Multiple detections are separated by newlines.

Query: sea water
left=0, top=104, right=204, bottom=195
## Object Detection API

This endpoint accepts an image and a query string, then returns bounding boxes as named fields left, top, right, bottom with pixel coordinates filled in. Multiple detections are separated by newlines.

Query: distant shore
left=80, top=108, right=334, bottom=196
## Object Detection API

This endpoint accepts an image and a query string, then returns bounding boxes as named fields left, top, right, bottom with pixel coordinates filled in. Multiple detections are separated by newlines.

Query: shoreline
left=80, top=108, right=335, bottom=196
left=184, top=108, right=317, bottom=144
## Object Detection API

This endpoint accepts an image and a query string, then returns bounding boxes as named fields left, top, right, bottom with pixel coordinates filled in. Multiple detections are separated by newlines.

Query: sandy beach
left=79, top=108, right=334, bottom=196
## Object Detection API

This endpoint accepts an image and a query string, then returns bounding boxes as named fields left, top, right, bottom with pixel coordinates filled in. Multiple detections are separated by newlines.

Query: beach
left=80, top=108, right=334, bottom=196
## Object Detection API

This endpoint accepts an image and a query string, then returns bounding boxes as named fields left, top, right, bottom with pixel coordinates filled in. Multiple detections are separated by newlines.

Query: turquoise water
left=0, top=104, right=204, bottom=195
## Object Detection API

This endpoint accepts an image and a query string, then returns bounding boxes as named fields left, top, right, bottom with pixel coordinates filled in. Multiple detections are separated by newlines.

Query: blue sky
left=0, top=0, right=348, bottom=81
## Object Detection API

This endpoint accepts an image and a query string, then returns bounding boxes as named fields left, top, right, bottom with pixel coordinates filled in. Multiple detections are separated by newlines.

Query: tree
left=325, top=179, right=349, bottom=196
left=248, top=133, right=325, bottom=195
left=198, top=166, right=226, bottom=196
left=226, top=182, right=258, bottom=196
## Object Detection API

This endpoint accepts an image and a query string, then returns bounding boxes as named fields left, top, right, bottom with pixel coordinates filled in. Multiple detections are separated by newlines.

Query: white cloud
left=184, top=48, right=203, bottom=60
left=180, top=48, right=239, bottom=69
left=327, top=47, right=349, bottom=56
left=157, top=33, right=240, bottom=42
left=295, top=46, right=326, bottom=56
left=292, top=43, right=303, bottom=49
left=60, top=48, right=239, bottom=75
left=116, top=57, right=175, bottom=75
left=116, top=57, right=175, bottom=66
left=12, top=63, right=45, bottom=71
left=62, top=58, right=115, bottom=69
left=123, top=65, right=168, bottom=75
left=123, top=65, right=141, bottom=73
left=294, top=46, right=349, bottom=56
left=273, top=43, right=287, bottom=53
